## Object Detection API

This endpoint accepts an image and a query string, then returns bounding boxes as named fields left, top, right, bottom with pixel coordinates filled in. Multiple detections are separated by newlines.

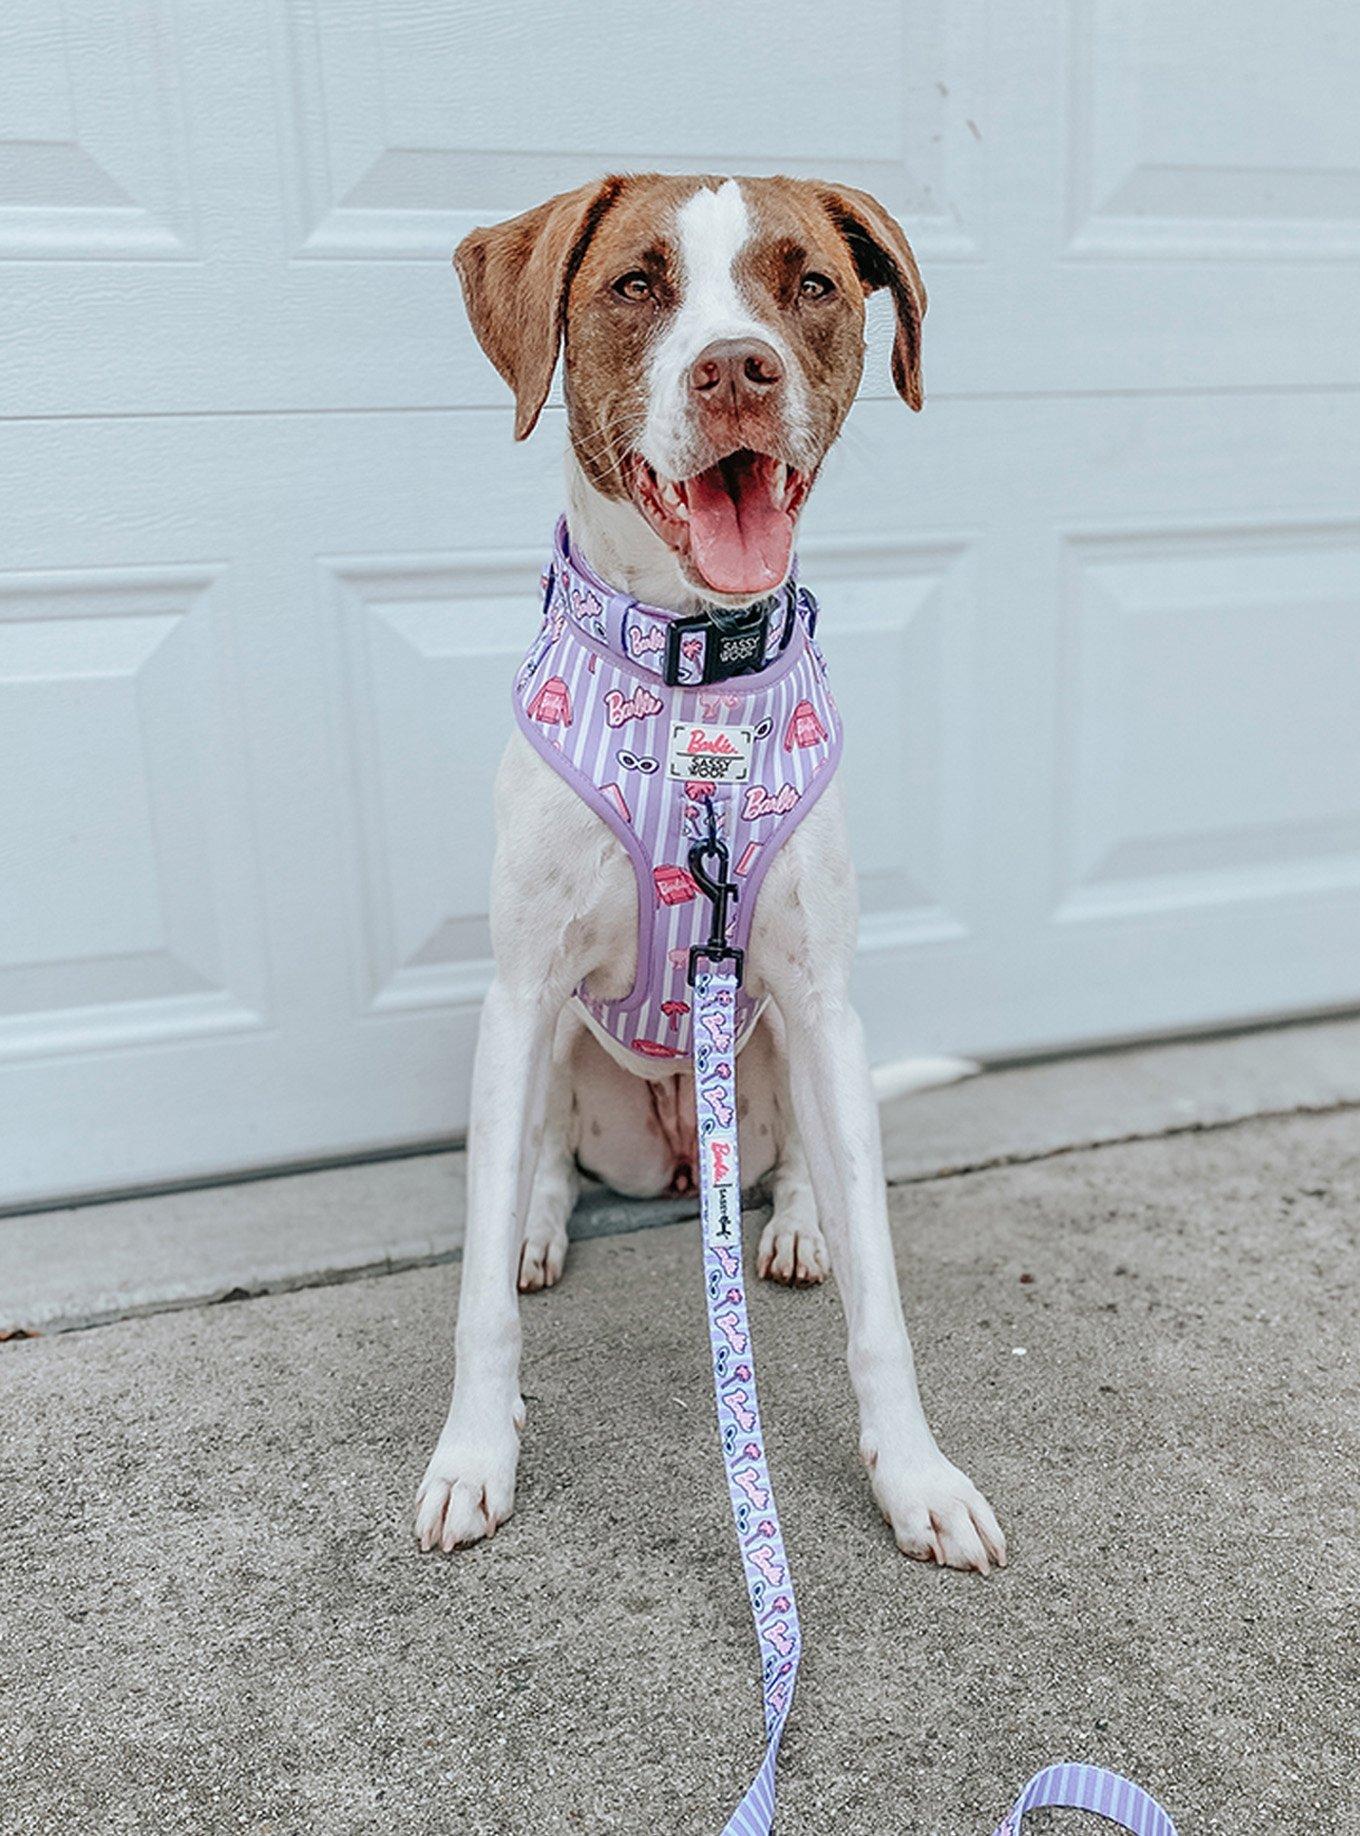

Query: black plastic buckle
left=688, top=939, right=744, bottom=986
left=662, top=590, right=793, bottom=688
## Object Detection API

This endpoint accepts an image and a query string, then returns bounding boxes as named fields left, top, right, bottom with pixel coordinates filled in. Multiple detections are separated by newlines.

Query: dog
left=416, top=174, right=1005, bottom=1576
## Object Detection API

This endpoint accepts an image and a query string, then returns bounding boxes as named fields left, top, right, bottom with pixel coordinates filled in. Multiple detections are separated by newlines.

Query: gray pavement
left=4, top=1107, right=1358, bottom=1833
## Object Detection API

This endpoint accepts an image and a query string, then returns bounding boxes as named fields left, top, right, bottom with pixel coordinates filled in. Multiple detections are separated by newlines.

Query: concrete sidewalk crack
left=883, top=1095, right=1360, bottom=1188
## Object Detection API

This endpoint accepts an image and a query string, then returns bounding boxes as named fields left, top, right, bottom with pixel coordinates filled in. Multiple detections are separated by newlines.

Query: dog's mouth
left=629, top=450, right=812, bottom=599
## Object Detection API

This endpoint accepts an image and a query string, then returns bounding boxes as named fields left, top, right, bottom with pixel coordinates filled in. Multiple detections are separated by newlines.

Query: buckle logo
left=718, top=630, right=760, bottom=669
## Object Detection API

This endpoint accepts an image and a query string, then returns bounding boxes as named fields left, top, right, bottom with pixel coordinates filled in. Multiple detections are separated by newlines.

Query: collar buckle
left=661, top=592, right=793, bottom=688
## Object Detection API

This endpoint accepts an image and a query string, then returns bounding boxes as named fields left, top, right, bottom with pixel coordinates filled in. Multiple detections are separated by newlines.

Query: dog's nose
left=689, top=338, right=784, bottom=403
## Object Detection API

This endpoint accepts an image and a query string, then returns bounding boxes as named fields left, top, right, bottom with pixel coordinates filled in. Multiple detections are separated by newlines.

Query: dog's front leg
left=415, top=974, right=562, bottom=1550
left=757, top=803, right=1005, bottom=1574
left=777, top=990, right=1004, bottom=1572
left=415, top=740, right=605, bottom=1552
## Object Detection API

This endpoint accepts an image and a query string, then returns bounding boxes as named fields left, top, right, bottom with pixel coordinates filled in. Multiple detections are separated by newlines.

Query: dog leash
left=687, top=818, right=1180, bottom=1836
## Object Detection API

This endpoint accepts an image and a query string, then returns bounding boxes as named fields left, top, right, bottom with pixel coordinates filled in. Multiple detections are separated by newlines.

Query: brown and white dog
left=416, top=174, right=1005, bottom=1575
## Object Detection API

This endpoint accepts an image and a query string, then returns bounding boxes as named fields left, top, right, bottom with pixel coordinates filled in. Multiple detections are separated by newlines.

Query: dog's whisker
left=568, top=421, right=645, bottom=470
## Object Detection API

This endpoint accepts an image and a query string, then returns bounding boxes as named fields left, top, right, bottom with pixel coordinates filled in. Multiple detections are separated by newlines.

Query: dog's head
left=455, top=174, right=925, bottom=605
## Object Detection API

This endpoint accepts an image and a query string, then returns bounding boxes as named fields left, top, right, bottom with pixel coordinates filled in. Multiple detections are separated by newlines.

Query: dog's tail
left=871, top=1055, right=980, bottom=1104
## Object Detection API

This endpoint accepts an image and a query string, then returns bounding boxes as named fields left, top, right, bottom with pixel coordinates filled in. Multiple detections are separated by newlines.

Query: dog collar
left=546, top=516, right=800, bottom=687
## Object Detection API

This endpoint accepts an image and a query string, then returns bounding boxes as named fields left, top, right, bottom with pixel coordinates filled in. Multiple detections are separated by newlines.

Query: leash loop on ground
left=688, top=956, right=1179, bottom=1836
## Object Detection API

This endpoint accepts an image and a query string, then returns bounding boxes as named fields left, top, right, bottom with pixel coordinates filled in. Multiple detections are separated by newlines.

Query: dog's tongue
left=685, top=452, right=794, bottom=597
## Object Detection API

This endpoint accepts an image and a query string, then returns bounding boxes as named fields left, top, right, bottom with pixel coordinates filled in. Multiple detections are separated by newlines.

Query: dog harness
left=513, top=517, right=843, bottom=1066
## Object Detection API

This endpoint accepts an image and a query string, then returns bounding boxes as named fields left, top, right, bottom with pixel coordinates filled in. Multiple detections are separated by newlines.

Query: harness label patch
left=666, top=720, right=755, bottom=783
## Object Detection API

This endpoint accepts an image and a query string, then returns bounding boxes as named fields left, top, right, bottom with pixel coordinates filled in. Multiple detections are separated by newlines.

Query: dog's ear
left=817, top=184, right=926, bottom=411
left=455, top=178, right=627, bottom=441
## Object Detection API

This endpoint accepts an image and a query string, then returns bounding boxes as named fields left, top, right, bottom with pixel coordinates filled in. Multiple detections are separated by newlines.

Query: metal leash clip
left=687, top=802, right=744, bottom=987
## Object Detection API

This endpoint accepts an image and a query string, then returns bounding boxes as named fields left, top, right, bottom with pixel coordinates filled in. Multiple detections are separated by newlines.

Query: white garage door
left=2, top=0, right=1358, bottom=1209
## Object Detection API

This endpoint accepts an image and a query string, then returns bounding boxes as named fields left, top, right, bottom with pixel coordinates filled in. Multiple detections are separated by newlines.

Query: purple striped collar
left=547, top=516, right=799, bottom=686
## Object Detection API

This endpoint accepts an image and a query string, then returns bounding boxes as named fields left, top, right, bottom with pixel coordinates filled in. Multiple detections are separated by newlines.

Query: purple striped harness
left=511, top=520, right=1179, bottom=1834
left=513, top=517, right=842, bottom=1069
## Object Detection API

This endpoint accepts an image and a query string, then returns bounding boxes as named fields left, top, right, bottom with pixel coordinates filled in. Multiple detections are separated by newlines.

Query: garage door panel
left=0, top=565, right=270, bottom=1061
left=273, top=0, right=985, bottom=263
left=822, top=539, right=977, bottom=935
left=1067, top=0, right=1360, bottom=258
left=0, top=0, right=196, bottom=260
left=1056, top=525, right=1360, bottom=919
left=327, top=553, right=534, bottom=1016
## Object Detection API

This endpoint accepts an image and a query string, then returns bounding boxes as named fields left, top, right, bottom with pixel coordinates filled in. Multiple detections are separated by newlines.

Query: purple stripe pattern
left=512, top=519, right=842, bottom=1070
left=691, top=967, right=1180, bottom=1835
left=993, top=1763, right=1180, bottom=1834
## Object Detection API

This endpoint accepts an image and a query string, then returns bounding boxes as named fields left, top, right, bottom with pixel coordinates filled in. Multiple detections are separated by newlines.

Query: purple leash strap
left=692, top=961, right=798, bottom=1834
left=689, top=952, right=1179, bottom=1836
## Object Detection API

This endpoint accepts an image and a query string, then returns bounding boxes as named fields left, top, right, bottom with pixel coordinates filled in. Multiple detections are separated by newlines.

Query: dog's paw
left=863, top=1434, right=1006, bottom=1575
left=415, top=1413, right=521, bottom=1553
left=756, top=1212, right=829, bottom=1286
left=518, top=1221, right=568, bottom=1292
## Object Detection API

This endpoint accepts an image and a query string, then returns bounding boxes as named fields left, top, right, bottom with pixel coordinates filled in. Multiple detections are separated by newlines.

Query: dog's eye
left=799, top=272, right=835, bottom=301
left=612, top=271, right=652, bottom=302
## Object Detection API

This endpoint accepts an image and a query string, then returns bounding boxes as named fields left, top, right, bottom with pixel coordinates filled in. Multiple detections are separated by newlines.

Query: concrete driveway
left=3, top=1106, right=1357, bottom=1833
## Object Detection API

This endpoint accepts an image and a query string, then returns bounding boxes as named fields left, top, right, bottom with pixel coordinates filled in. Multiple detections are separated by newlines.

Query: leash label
left=666, top=720, right=755, bottom=783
